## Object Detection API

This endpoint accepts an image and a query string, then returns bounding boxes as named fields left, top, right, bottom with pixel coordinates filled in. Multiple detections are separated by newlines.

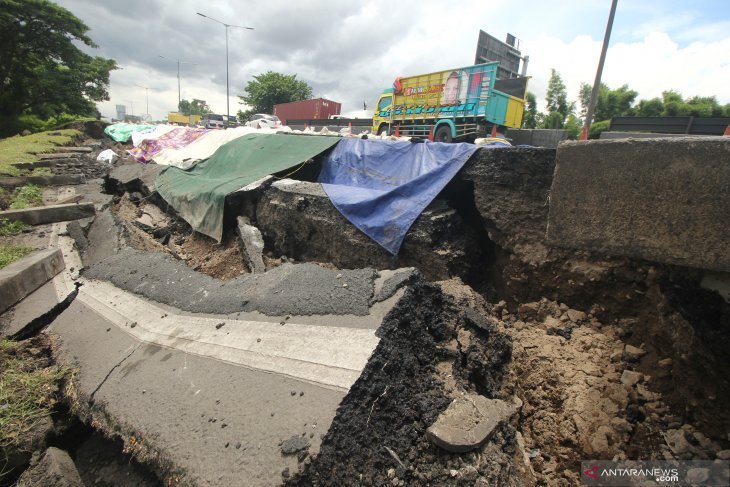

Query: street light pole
left=196, top=12, right=253, bottom=127
left=135, top=84, right=150, bottom=119
left=581, top=0, right=618, bottom=140
left=159, top=55, right=197, bottom=109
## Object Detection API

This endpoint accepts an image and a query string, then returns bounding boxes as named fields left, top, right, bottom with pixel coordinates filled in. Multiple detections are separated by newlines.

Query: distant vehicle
left=201, top=114, right=226, bottom=129
left=273, top=98, right=341, bottom=125
left=372, top=61, right=527, bottom=142
left=246, top=114, right=282, bottom=130
left=224, top=115, right=240, bottom=128
left=167, top=112, right=202, bottom=126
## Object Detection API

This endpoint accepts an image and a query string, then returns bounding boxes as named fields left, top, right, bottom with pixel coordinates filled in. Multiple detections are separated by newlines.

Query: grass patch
left=0, top=219, right=30, bottom=236
left=0, top=129, right=81, bottom=176
left=0, top=342, right=70, bottom=448
left=8, top=184, right=42, bottom=210
left=0, top=245, right=33, bottom=268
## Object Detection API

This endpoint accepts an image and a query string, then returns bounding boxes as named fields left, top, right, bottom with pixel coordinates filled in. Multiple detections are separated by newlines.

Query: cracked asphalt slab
left=50, top=299, right=344, bottom=487
left=84, top=248, right=380, bottom=316
left=41, top=211, right=415, bottom=485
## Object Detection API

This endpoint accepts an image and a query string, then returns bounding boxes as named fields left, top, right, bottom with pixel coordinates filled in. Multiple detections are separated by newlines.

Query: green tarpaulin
left=104, top=123, right=155, bottom=142
left=155, top=133, right=340, bottom=241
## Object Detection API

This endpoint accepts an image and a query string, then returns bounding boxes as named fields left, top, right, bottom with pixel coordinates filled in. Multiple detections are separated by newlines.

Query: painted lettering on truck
left=372, top=61, right=527, bottom=142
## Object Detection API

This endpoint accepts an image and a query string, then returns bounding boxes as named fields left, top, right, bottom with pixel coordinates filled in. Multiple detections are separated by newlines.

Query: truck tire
left=434, top=125, right=453, bottom=143
left=377, top=124, right=389, bottom=136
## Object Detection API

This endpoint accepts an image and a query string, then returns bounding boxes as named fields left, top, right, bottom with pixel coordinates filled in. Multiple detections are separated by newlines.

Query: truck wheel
left=434, top=125, right=453, bottom=143
left=377, top=125, right=389, bottom=136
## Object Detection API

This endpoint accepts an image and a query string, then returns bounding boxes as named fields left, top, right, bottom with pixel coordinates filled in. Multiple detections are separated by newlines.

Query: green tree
left=0, top=0, right=117, bottom=134
left=563, top=113, right=582, bottom=139
left=522, top=91, right=539, bottom=129
left=633, top=97, right=663, bottom=117
left=238, top=71, right=312, bottom=121
left=578, top=82, right=637, bottom=122
left=178, top=98, right=211, bottom=116
left=544, top=69, right=572, bottom=121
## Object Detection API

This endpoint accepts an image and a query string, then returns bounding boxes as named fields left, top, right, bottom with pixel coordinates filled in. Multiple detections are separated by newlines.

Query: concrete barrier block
left=0, top=202, right=95, bottom=225
left=547, top=137, right=730, bottom=272
left=0, top=248, right=65, bottom=314
left=0, top=175, right=85, bottom=187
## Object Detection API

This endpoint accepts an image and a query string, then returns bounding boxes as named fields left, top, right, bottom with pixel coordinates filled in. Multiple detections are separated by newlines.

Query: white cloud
left=53, top=0, right=730, bottom=120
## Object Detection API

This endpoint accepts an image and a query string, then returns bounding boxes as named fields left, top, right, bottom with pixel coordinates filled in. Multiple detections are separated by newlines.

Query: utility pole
left=196, top=12, right=253, bottom=127
left=581, top=0, right=618, bottom=140
left=135, top=84, right=150, bottom=118
left=159, top=55, right=197, bottom=109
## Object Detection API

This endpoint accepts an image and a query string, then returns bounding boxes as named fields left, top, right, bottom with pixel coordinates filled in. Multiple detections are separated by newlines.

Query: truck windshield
left=378, top=97, right=392, bottom=111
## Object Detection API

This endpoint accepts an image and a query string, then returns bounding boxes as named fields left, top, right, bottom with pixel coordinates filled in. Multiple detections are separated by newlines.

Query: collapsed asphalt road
left=2, top=129, right=729, bottom=486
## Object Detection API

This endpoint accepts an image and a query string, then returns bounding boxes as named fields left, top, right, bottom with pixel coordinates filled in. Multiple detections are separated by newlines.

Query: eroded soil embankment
left=287, top=280, right=518, bottom=486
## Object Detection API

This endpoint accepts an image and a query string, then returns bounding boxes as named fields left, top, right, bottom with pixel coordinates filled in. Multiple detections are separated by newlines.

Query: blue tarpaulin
left=319, top=138, right=480, bottom=255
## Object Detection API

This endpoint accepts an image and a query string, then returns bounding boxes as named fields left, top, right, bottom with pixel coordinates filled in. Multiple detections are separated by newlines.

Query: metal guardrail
left=609, top=116, right=730, bottom=136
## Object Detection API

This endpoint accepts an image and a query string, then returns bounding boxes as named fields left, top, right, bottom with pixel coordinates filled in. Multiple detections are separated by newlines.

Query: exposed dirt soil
left=112, top=194, right=248, bottom=280
left=288, top=279, right=520, bottom=487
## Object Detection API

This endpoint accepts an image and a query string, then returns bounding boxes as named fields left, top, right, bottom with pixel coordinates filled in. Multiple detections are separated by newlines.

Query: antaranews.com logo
left=580, top=460, right=729, bottom=486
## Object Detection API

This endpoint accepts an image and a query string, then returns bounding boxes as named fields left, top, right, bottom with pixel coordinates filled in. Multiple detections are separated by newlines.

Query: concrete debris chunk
left=426, top=393, right=518, bottom=453
left=280, top=435, right=310, bottom=455
left=566, top=309, right=587, bottom=323
left=236, top=216, right=266, bottom=273
left=17, top=447, right=85, bottom=487
left=620, top=370, right=643, bottom=386
left=623, top=344, right=646, bottom=361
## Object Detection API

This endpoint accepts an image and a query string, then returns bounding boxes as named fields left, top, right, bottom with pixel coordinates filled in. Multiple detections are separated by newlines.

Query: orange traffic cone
left=428, top=126, right=434, bottom=142
left=348, top=121, right=352, bottom=134
left=490, top=125, right=497, bottom=138
left=724, top=124, right=730, bottom=136
left=394, top=125, right=400, bottom=137
left=579, top=126, right=588, bottom=140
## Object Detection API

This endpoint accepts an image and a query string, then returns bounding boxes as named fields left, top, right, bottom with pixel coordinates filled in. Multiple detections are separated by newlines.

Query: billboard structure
left=474, top=30, right=528, bottom=80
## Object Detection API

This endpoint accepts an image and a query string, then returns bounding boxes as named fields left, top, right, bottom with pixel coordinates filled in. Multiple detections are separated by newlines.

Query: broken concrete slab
left=426, top=394, right=519, bottom=453
left=0, top=248, right=64, bottom=315
left=236, top=216, right=266, bottom=273
left=51, top=146, right=93, bottom=153
left=547, top=137, right=730, bottom=272
left=0, top=202, right=95, bottom=225
left=0, top=175, right=85, bottom=187
left=38, top=152, right=87, bottom=159
left=17, top=447, right=85, bottom=487
left=84, top=249, right=379, bottom=316
left=50, top=298, right=347, bottom=486
left=106, top=163, right=165, bottom=196
left=254, top=179, right=485, bottom=282
left=0, top=281, right=60, bottom=337
left=56, top=194, right=84, bottom=205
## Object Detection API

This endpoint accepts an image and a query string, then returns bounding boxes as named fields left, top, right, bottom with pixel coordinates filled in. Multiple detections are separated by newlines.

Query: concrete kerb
left=0, top=175, right=85, bottom=187
left=0, top=202, right=95, bottom=226
left=0, top=248, right=65, bottom=315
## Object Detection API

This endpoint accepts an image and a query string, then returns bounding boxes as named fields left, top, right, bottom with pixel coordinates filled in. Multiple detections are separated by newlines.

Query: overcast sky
left=53, top=0, right=730, bottom=120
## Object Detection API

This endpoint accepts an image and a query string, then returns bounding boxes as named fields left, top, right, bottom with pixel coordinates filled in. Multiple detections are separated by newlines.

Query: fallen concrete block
left=0, top=175, right=85, bottom=187
left=16, top=447, right=85, bottom=487
left=254, top=179, right=484, bottom=282
left=0, top=248, right=65, bottom=315
left=56, top=194, right=84, bottom=205
left=236, top=216, right=266, bottom=273
left=106, top=163, right=165, bottom=195
left=38, top=152, right=86, bottom=159
left=547, top=137, right=730, bottom=272
left=0, top=202, right=95, bottom=225
left=427, top=394, right=519, bottom=452
left=52, top=146, right=93, bottom=153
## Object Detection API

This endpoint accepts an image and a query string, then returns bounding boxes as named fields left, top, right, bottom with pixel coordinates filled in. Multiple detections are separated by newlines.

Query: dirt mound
left=287, top=280, right=519, bottom=486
